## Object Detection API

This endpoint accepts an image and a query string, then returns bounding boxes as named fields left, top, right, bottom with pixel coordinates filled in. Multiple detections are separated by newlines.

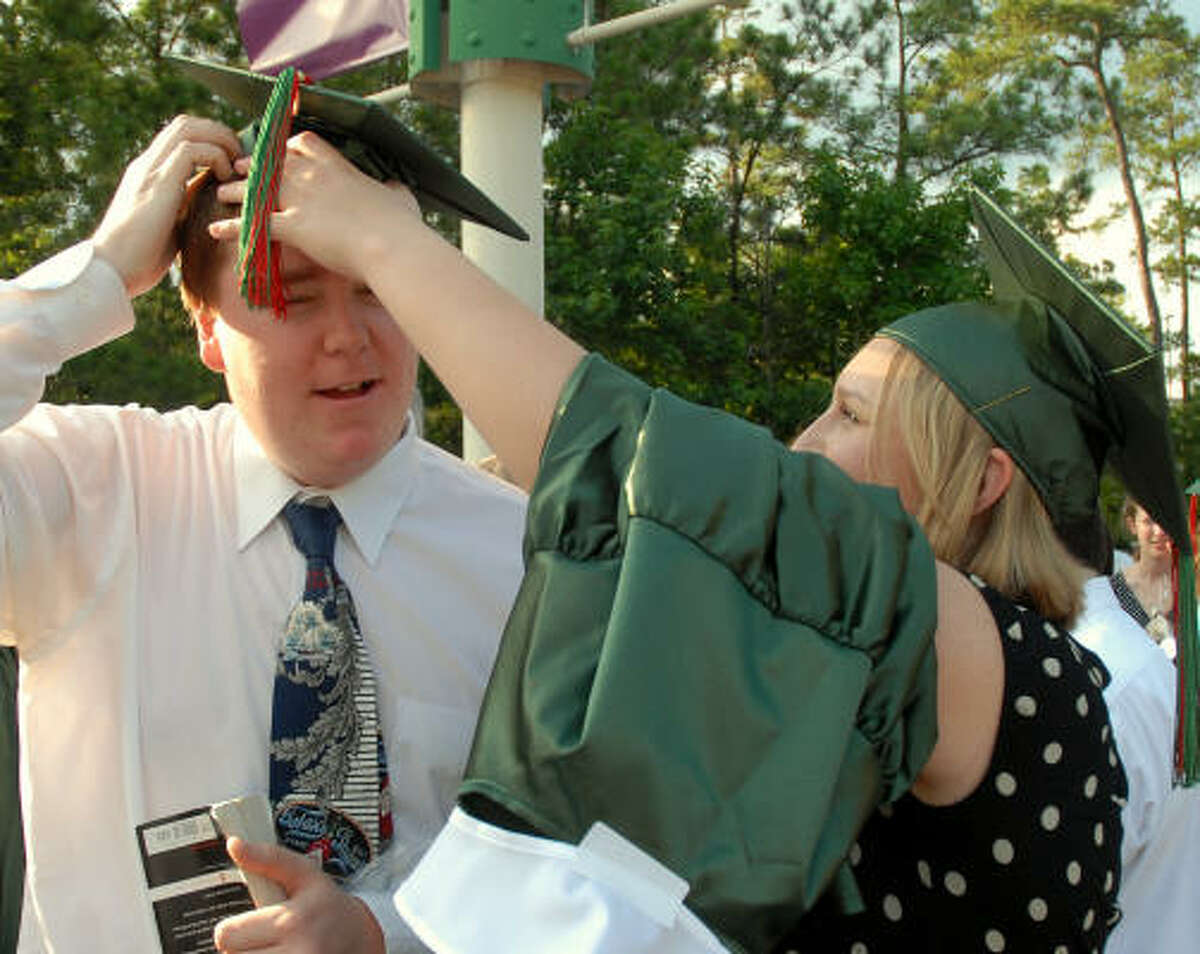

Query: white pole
left=458, top=60, right=547, bottom=466
left=566, top=0, right=745, bottom=47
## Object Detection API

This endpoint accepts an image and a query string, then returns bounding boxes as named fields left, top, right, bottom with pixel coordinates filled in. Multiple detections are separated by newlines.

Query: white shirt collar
left=233, top=411, right=419, bottom=565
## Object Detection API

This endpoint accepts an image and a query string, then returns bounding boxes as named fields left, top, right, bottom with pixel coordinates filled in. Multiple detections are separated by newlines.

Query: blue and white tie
left=269, top=498, right=392, bottom=879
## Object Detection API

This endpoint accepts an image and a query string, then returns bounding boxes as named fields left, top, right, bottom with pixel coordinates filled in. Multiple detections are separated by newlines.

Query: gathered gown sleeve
left=457, top=354, right=940, bottom=953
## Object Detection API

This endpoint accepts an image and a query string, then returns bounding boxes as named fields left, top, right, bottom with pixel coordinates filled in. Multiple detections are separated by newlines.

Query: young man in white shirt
left=1, top=110, right=526, bottom=954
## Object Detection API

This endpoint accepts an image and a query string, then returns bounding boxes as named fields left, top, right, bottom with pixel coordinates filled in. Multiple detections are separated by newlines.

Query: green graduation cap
left=880, top=187, right=1199, bottom=782
left=170, top=56, right=529, bottom=243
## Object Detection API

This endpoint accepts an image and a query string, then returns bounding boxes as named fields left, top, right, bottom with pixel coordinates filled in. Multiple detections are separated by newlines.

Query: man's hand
left=214, top=837, right=386, bottom=954
left=92, top=115, right=240, bottom=298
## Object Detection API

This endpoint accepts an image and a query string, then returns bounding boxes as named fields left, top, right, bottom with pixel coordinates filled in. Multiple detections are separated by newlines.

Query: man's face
left=197, top=245, right=417, bottom=488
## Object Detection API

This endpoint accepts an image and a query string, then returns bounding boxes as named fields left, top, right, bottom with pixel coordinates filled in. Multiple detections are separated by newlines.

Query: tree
left=544, top=3, right=738, bottom=411
left=1124, top=29, right=1200, bottom=397
left=840, top=0, right=1070, bottom=183
left=777, top=154, right=989, bottom=378
left=977, top=0, right=1192, bottom=348
left=2, top=0, right=245, bottom=411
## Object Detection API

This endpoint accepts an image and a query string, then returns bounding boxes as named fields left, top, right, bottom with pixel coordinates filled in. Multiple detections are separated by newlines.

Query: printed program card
left=136, top=807, right=255, bottom=954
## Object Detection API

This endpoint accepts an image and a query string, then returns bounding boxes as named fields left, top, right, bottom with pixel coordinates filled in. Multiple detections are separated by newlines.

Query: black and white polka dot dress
left=774, top=581, right=1128, bottom=954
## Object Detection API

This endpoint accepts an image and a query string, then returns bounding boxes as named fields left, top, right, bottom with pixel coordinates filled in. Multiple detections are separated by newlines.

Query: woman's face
left=791, top=337, right=920, bottom=509
left=1130, top=505, right=1171, bottom=561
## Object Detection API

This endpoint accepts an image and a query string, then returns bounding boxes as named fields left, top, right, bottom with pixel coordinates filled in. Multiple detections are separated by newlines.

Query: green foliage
left=1170, top=399, right=1200, bottom=489
left=3, top=0, right=1198, bottom=475
left=769, top=156, right=988, bottom=413
left=2, top=0, right=244, bottom=411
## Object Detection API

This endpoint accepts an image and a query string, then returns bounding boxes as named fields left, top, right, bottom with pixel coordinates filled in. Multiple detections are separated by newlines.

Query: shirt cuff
left=393, top=807, right=728, bottom=954
left=14, top=241, right=135, bottom=361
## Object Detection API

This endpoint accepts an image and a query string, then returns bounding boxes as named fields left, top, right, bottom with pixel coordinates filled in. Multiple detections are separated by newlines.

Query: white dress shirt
left=1072, top=576, right=1200, bottom=953
left=1, top=244, right=527, bottom=953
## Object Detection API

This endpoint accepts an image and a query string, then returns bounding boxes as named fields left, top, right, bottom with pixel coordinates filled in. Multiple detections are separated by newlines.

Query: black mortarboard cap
left=169, top=56, right=529, bottom=242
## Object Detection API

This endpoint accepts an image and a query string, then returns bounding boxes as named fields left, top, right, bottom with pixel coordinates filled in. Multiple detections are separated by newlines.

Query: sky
left=746, top=0, right=1198, bottom=370
left=990, top=0, right=1198, bottom=368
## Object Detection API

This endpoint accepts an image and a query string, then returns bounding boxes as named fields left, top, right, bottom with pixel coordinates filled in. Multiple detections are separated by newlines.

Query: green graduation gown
left=460, top=355, right=940, bottom=953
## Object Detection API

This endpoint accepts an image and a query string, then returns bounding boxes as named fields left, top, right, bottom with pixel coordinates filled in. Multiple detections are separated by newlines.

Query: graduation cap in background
left=168, top=56, right=528, bottom=316
left=881, top=187, right=1199, bottom=784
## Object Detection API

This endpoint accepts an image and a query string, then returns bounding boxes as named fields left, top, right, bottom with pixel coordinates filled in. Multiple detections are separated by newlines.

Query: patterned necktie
left=270, top=498, right=393, bottom=879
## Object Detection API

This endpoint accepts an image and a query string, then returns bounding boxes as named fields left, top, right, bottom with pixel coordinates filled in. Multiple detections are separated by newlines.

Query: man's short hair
left=175, top=172, right=233, bottom=316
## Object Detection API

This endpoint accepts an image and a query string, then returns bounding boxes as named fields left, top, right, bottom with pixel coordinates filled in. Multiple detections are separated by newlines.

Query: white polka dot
left=944, top=871, right=967, bottom=896
left=1028, top=897, right=1048, bottom=921
left=1015, top=695, right=1038, bottom=717
left=850, top=945, right=867, bottom=954
left=1043, top=741, right=1063, bottom=764
left=1109, top=746, right=1119, bottom=767
left=1007, top=622, right=1023, bottom=641
left=1043, top=657, right=1062, bottom=678
left=1083, top=908, right=1095, bottom=931
left=848, top=842, right=862, bottom=866
left=996, top=772, right=1017, bottom=796
left=1091, top=666, right=1105, bottom=687
left=985, top=928, right=1006, bottom=952
left=1076, top=694, right=1089, bottom=717
left=1041, top=805, right=1061, bottom=831
left=1067, top=861, right=1082, bottom=885
left=1069, top=640, right=1083, bottom=663
left=1043, top=622, right=1060, bottom=639
left=1095, top=823, right=1105, bottom=846
left=993, top=839, right=1014, bottom=865
left=883, top=894, right=902, bottom=921
left=1104, top=870, right=1114, bottom=893
left=1055, top=947, right=1069, bottom=954
left=1084, top=775, right=1098, bottom=799
left=917, top=860, right=933, bottom=888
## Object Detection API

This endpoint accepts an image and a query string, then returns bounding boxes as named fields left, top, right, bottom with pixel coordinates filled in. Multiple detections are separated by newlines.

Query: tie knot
left=283, top=499, right=343, bottom=562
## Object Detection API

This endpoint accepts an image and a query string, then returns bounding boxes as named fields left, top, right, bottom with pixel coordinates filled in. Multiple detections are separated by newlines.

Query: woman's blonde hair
left=873, top=343, right=1086, bottom=624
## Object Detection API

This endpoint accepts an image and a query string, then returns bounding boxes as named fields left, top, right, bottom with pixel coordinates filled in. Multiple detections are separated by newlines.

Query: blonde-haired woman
left=212, top=139, right=1139, bottom=953
left=818, top=339, right=1090, bottom=624
left=783, top=328, right=1117, bottom=950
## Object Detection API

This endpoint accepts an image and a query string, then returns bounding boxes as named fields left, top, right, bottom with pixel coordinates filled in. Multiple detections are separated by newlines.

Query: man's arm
left=0, top=117, right=240, bottom=644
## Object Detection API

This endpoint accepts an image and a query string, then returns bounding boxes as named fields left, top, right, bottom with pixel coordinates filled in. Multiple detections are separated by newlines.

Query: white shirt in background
left=1072, top=576, right=1200, bottom=953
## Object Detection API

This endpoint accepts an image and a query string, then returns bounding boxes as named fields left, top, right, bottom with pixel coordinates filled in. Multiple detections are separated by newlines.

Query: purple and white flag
left=237, top=0, right=409, bottom=80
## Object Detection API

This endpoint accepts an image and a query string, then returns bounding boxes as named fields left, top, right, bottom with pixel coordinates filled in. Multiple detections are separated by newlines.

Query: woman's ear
left=193, top=305, right=226, bottom=373
left=973, top=447, right=1015, bottom=516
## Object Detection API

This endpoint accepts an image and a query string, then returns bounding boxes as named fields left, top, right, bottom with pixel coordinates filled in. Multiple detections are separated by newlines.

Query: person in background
left=1072, top=563, right=1197, bottom=951
left=1112, top=499, right=1177, bottom=657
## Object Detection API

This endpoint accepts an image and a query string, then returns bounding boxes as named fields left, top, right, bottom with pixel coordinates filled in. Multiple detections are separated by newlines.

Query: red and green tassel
left=237, top=67, right=302, bottom=320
